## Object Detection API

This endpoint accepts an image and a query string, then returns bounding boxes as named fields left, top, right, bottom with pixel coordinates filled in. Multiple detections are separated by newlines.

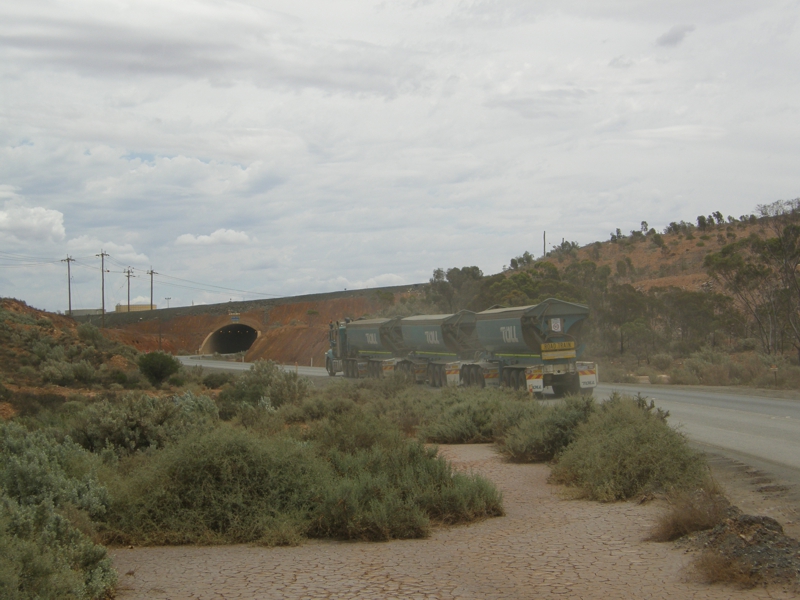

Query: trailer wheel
left=516, top=370, right=525, bottom=391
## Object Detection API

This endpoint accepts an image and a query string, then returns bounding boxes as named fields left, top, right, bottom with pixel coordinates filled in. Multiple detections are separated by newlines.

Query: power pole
left=124, top=268, right=135, bottom=312
left=147, top=269, right=157, bottom=310
left=543, top=231, right=546, bottom=258
left=96, top=250, right=109, bottom=328
left=61, top=256, right=74, bottom=316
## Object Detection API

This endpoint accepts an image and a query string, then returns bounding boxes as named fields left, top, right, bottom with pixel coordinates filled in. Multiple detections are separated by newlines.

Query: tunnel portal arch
left=199, top=322, right=260, bottom=355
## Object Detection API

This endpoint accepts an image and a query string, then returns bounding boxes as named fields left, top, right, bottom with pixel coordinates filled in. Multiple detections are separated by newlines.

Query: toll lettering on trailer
left=425, top=331, right=441, bottom=344
left=366, top=333, right=378, bottom=345
left=501, top=326, right=519, bottom=343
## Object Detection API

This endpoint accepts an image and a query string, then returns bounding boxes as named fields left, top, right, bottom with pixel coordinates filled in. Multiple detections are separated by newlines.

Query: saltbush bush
left=216, top=361, right=309, bottom=419
left=550, top=394, right=707, bottom=501
left=105, top=427, right=330, bottom=545
left=0, top=422, right=116, bottom=599
left=498, top=396, right=595, bottom=462
left=70, top=392, right=218, bottom=456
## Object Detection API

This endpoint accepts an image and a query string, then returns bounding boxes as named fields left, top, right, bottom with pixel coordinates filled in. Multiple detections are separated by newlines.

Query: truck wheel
left=326, top=358, right=336, bottom=377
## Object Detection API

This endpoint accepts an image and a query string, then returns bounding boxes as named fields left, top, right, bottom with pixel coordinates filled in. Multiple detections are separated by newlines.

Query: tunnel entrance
left=204, top=324, right=259, bottom=354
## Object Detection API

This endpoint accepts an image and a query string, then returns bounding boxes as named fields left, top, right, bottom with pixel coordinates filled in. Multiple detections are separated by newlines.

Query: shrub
left=0, top=422, right=108, bottom=516
left=216, top=361, right=309, bottom=419
left=0, top=422, right=116, bottom=599
left=70, top=392, right=218, bottom=456
left=312, top=439, right=503, bottom=540
left=650, top=353, right=673, bottom=371
left=0, top=498, right=117, bottom=600
left=76, top=323, right=103, bottom=346
left=202, top=372, right=234, bottom=389
left=648, top=485, right=731, bottom=542
left=137, top=351, right=181, bottom=387
left=419, top=388, right=506, bottom=443
left=550, top=393, right=707, bottom=501
left=498, top=396, right=595, bottom=462
left=104, top=428, right=332, bottom=545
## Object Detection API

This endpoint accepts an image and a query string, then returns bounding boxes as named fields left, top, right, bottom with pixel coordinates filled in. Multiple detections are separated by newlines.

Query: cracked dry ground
left=112, top=445, right=797, bottom=599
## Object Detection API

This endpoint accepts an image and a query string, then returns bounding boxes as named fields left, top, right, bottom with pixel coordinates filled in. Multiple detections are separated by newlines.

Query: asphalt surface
left=177, top=355, right=328, bottom=378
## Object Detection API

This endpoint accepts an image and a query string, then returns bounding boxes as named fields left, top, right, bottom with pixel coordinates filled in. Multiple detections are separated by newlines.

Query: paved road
left=176, top=355, right=328, bottom=378
left=596, top=383, right=800, bottom=485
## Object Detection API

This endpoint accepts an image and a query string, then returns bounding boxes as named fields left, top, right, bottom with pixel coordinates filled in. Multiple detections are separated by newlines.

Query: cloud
left=656, top=24, right=696, bottom=47
left=66, top=235, right=149, bottom=265
left=175, top=229, right=253, bottom=246
left=0, top=198, right=65, bottom=242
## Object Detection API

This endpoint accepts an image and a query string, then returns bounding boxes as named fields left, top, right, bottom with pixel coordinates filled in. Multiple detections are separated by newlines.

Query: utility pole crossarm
left=124, top=268, right=136, bottom=312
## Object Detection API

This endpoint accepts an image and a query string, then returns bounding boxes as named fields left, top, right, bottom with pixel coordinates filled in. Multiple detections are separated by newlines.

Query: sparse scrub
left=550, top=393, right=707, bottom=501
left=498, top=396, right=595, bottom=462
left=650, top=353, right=673, bottom=371
left=70, top=392, right=218, bottom=456
left=103, top=428, right=330, bottom=545
left=216, top=360, right=309, bottom=419
left=202, top=372, right=234, bottom=389
left=0, top=422, right=116, bottom=599
left=419, top=389, right=504, bottom=443
left=692, top=551, right=760, bottom=588
left=648, top=485, right=730, bottom=542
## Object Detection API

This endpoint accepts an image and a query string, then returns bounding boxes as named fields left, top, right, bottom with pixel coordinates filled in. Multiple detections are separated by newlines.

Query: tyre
left=507, top=369, right=517, bottom=390
left=326, top=358, right=336, bottom=377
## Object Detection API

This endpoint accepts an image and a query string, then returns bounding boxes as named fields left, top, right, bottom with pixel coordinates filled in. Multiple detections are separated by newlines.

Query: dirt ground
left=111, top=445, right=798, bottom=599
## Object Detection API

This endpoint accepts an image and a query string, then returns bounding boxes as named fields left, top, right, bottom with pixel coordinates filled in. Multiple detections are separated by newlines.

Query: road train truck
left=325, top=298, right=597, bottom=396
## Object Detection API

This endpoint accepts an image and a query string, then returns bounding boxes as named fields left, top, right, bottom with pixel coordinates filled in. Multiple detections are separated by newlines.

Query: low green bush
left=418, top=388, right=509, bottom=443
left=0, top=422, right=116, bottom=599
left=498, top=396, right=595, bottom=462
left=202, top=372, right=234, bottom=389
left=216, top=361, right=309, bottom=419
left=104, top=427, right=330, bottom=545
left=70, top=392, right=217, bottom=456
left=312, top=434, right=503, bottom=540
left=137, top=352, right=181, bottom=387
left=550, top=393, right=707, bottom=501
left=0, top=498, right=117, bottom=600
left=650, top=353, right=674, bottom=371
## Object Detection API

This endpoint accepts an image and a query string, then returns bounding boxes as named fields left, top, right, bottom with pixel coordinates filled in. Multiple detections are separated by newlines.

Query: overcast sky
left=2, top=0, right=799, bottom=312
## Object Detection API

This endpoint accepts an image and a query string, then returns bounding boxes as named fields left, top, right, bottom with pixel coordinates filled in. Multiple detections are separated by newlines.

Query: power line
left=155, top=273, right=280, bottom=297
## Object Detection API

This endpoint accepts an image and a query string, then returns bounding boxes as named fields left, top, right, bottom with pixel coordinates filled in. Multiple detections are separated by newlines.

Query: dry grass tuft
left=692, top=550, right=761, bottom=588
left=648, top=484, right=730, bottom=542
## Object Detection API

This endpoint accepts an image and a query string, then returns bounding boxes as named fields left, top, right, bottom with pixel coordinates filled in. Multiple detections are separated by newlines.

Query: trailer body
left=325, top=298, right=596, bottom=396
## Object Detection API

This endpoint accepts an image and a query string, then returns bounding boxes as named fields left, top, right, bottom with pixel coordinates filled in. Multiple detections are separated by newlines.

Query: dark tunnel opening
left=206, top=324, right=258, bottom=354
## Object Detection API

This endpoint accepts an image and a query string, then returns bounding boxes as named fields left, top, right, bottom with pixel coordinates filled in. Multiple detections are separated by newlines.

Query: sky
left=1, top=0, right=799, bottom=312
